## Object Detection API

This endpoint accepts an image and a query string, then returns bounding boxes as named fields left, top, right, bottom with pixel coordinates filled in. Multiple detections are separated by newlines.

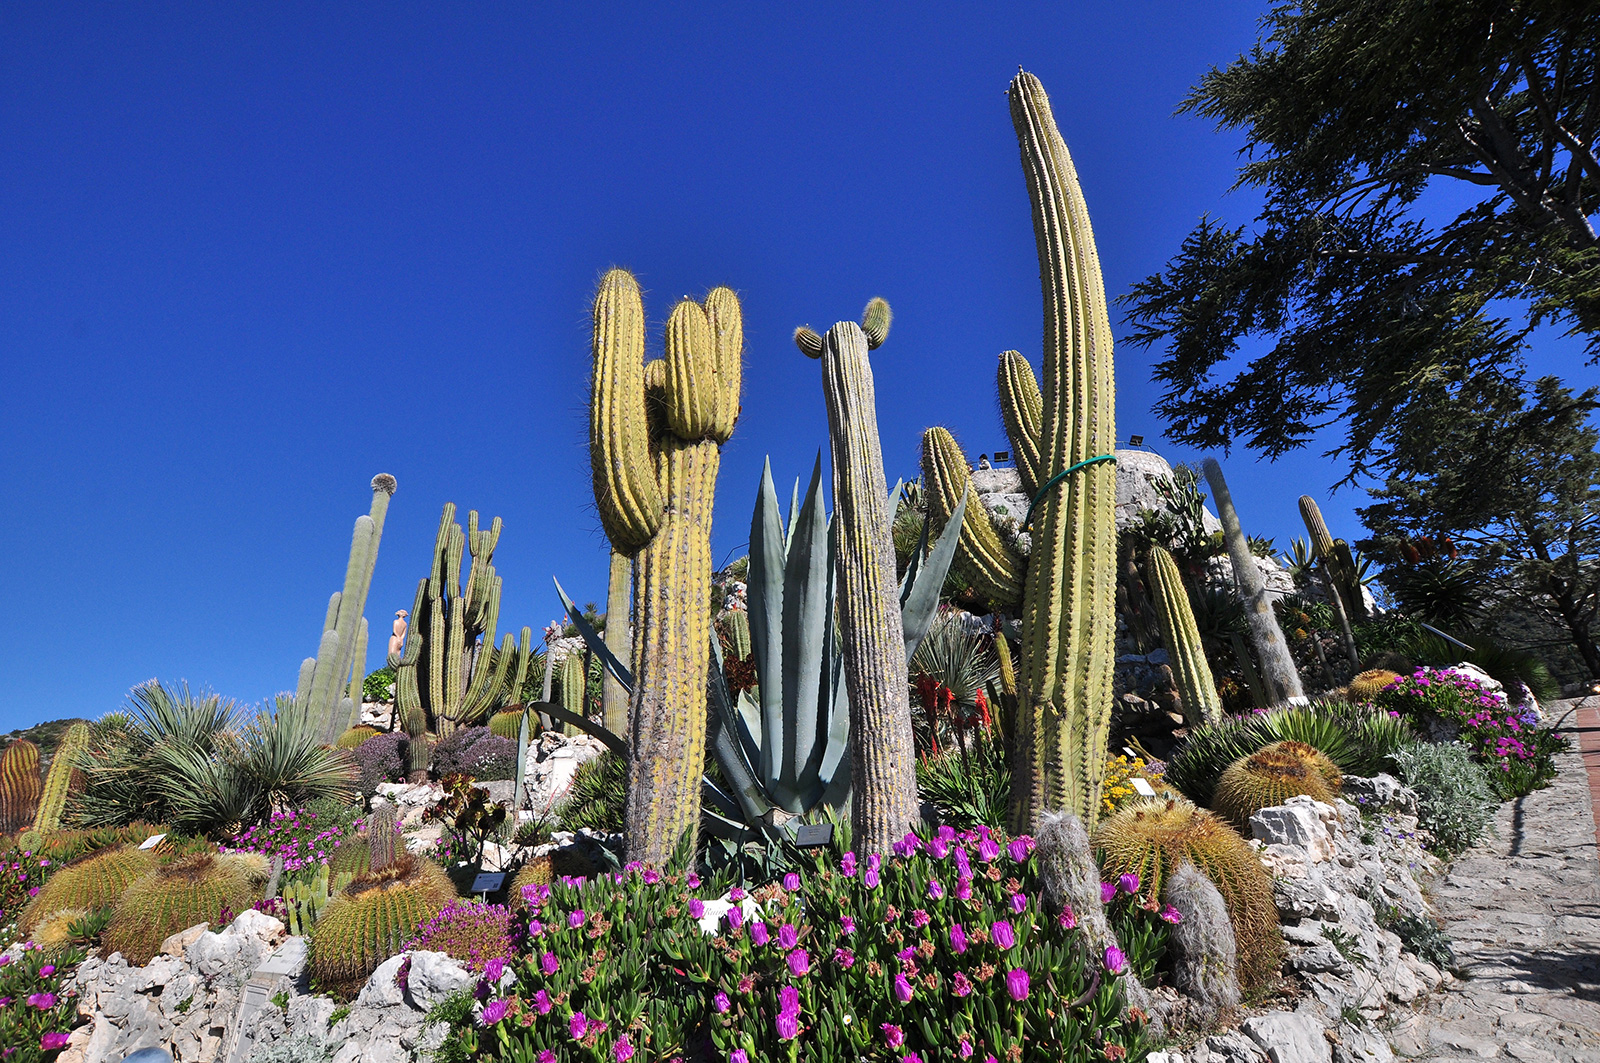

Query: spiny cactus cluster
left=1212, top=740, right=1341, bottom=829
left=0, top=739, right=42, bottom=835
left=336, top=725, right=381, bottom=749
left=1348, top=668, right=1401, bottom=702
left=1147, top=545, right=1222, bottom=727
left=101, top=853, right=265, bottom=965
left=588, top=269, right=742, bottom=867
left=310, top=855, right=457, bottom=997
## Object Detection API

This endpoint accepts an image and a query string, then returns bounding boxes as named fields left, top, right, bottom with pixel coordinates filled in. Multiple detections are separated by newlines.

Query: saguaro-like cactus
left=392, top=504, right=535, bottom=743
left=589, top=268, right=742, bottom=868
left=0, top=739, right=42, bottom=834
left=793, top=298, right=920, bottom=854
left=297, top=475, right=396, bottom=745
left=1204, top=459, right=1304, bottom=704
left=33, top=722, right=89, bottom=833
left=1298, top=495, right=1364, bottom=664
left=921, top=72, right=1119, bottom=830
left=601, top=549, right=632, bottom=737
left=1148, top=545, right=1222, bottom=727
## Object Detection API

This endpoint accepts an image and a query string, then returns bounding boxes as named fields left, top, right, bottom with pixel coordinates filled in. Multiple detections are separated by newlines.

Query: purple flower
left=1009, top=892, right=1027, bottom=914
left=958, top=1038, right=974, bottom=1058
left=978, top=836, right=1001, bottom=861
left=537, top=1050, right=556, bottom=1063
left=882, top=1022, right=906, bottom=1048
left=1100, top=881, right=1117, bottom=905
left=751, top=921, right=770, bottom=946
left=779, top=984, right=800, bottom=1014
left=1118, top=872, right=1140, bottom=895
left=714, top=991, right=731, bottom=1013
left=725, top=906, right=744, bottom=931
left=479, top=999, right=510, bottom=1026
left=687, top=872, right=702, bottom=887
left=37, top=964, right=55, bottom=977
left=833, top=947, right=855, bottom=968
left=571, top=1012, right=590, bottom=1039
left=928, top=837, right=950, bottom=859
left=569, top=909, right=586, bottom=928
left=839, top=916, right=856, bottom=934
left=1006, top=967, right=1030, bottom=1001
left=729, top=887, right=747, bottom=902
left=1159, top=904, right=1183, bottom=925
left=40, top=1033, right=71, bottom=1051
left=1007, top=836, right=1033, bottom=862
left=688, top=898, right=706, bottom=920
left=1104, top=945, right=1128, bottom=975
left=528, top=918, right=544, bottom=936
left=778, top=923, right=800, bottom=950
left=896, top=946, right=916, bottom=963
left=483, top=957, right=506, bottom=982
left=775, top=1010, right=799, bottom=1040
left=951, top=971, right=973, bottom=997
left=1058, top=907, right=1077, bottom=929
left=783, top=872, right=801, bottom=892
left=787, top=949, right=811, bottom=977
left=904, top=1054, right=924, bottom=1063
left=535, top=989, right=553, bottom=1014
left=910, top=908, right=930, bottom=928
left=894, top=973, right=915, bottom=1002
left=937, top=824, right=957, bottom=842
left=614, top=1036, right=635, bottom=1061
left=840, top=852, right=858, bottom=876
left=731, top=1052, right=749, bottom=1063
left=949, top=922, right=969, bottom=953
left=27, top=992, right=56, bottom=1009
left=541, top=952, right=559, bottom=976
left=927, top=879, right=944, bottom=899
left=863, top=868, right=881, bottom=889
left=954, top=876, right=973, bottom=901
left=991, top=920, right=1016, bottom=949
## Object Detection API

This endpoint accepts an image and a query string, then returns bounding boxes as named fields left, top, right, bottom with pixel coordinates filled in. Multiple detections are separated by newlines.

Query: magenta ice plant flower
left=1006, top=967, right=1030, bottom=1001
left=1100, top=881, right=1117, bottom=905
left=1119, top=872, right=1140, bottom=895
left=479, top=999, right=510, bottom=1026
left=751, top=921, right=770, bottom=946
left=614, top=1036, right=635, bottom=1061
left=782, top=872, right=801, bottom=891
left=714, top=991, right=731, bottom=1013
left=949, top=922, right=969, bottom=953
left=990, top=920, right=1016, bottom=949
left=1104, top=945, right=1128, bottom=975
left=571, top=1012, right=590, bottom=1039
left=787, top=949, right=810, bottom=977
left=882, top=1023, right=906, bottom=1048
left=778, top=923, right=799, bottom=950
left=894, top=973, right=915, bottom=1002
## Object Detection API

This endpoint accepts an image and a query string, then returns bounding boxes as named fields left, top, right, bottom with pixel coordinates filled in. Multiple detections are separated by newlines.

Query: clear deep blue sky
left=1, top=3, right=1583, bottom=729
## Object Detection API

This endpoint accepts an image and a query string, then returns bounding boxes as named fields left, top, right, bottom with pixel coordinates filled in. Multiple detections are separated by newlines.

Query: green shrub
left=556, top=753, right=627, bottom=834
left=363, top=667, right=397, bottom=703
left=1390, top=742, right=1497, bottom=858
left=915, top=725, right=1010, bottom=831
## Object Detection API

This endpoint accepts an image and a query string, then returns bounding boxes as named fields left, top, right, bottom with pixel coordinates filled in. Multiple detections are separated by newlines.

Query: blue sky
left=0, top=3, right=1586, bottom=728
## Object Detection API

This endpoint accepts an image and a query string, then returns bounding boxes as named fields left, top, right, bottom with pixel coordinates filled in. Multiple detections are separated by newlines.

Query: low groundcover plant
left=435, top=825, right=1152, bottom=1063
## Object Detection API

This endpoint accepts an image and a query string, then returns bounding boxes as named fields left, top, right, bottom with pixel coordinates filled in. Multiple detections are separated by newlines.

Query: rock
left=404, top=951, right=473, bottom=1008
left=1112, top=448, right=1223, bottom=533
left=1190, top=1031, right=1269, bottom=1063
left=357, top=955, right=410, bottom=1009
left=1242, top=1011, right=1332, bottom=1063
left=1341, top=774, right=1417, bottom=814
left=159, top=925, right=210, bottom=959
left=1250, top=797, right=1338, bottom=861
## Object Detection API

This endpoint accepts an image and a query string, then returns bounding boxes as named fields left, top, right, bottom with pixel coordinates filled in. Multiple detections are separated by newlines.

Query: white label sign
left=1130, top=777, right=1157, bottom=797
left=138, top=833, right=168, bottom=850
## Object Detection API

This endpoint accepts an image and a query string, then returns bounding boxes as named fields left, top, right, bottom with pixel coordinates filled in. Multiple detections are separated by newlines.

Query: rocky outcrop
left=62, top=910, right=472, bottom=1063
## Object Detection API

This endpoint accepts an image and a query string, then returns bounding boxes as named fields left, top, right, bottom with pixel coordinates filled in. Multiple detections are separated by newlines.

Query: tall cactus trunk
left=1298, top=496, right=1361, bottom=668
left=818, top=319, right=919, bottom=854
left=1148, top=546, right=1222, bottom=726
left=1204, top=459, right=1304, bottom=704
left=602, top=549, right=633, bottom=736
left=1007, top=71, right=1120, bottom=832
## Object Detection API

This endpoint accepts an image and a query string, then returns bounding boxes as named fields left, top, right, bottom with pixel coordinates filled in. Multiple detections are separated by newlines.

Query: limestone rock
left=1242, top=1010, right=1332, bottom=1063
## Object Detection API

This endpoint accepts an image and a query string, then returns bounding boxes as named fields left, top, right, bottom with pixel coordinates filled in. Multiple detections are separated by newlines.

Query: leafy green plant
left=1320, top=924, right=1369, bottom=967
left=363, top=667, right=396, bottom=703
left=915, top=724, right=1010, bottom=832
left=0, top=940, right=85, bottom=1062
left=1390, top=742, right=1497, bottom=858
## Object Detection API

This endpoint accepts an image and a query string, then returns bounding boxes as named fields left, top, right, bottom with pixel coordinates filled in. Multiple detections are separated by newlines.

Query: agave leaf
left=772, top=456, right=833, bottom=812
left=748, top=457, right=791, bottom=784
left=707, top=643, right=776, bottom=827
left=553, top=578, right=634, bottom=690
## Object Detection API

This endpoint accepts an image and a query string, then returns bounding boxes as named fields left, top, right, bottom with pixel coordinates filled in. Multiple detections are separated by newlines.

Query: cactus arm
left=428, top=504, right=453, bottom=601
left=1148, top=545, right=1223, bottom=726
left=1299, top=495, right=1360, bottom=666
left=704, top=287, right=743, bottom=443
left=1008, top=71, right=1119, bottom=829
left=1205, top=459, right=1304, bottom=704
left=602, top=550, right=633, bottom=736
left=512, top=710, right=530, bottom=814
left=997, top=350, right=1045, bottom=496
left=818, top=316, right=919, bottom=853
left=591, top=269, right=664, bottom=552
left=33, top=722, right=88, bottom=832
left=899, top=488, right=969, bottom=661
left=295, top=658, right=316, bottom=707
left=748, top=458, right=791, bottom=791
left=921, top=426, right=1025, bottom=609
left=427, top=594, right=447, bottom=723
left=510, top=627, right=534, bottom=705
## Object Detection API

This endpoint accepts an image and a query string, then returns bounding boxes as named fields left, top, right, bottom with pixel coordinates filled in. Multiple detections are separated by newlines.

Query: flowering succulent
left=406, top=900, right=515, bottom=972
left=221, top=807, right=363, bottom=874
left=0, top=939, right=84, bottom=1062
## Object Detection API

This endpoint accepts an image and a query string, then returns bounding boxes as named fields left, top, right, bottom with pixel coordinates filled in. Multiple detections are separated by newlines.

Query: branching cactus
left=921, top=72, right=1119, bottom=830
left=298, top=475, right=396, bottom=746
left=0, top=739, right=42, bottom=835
left=32, top=722, right=88, bottom=833
left=1203, top=459, right=1304, bottom=704
left=793, top=298, right=920, bottom=854
left=589, top=268, right=742, bottom=868
left=1147, top=546, right=1222, bottom=726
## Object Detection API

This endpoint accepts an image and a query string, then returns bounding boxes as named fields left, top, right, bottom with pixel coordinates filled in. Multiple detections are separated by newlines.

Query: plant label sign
left=1130, top=778, right=1157, bottom=797
left=138, top=833, right=167, bottom=850
left=471, top=872, right=507, bottom=894
left=794, top=823, right=833, bottom=849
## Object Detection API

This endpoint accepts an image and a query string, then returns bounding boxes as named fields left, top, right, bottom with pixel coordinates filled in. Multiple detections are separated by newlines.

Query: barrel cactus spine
left=0, top=739, right=42, bottom=835
left=793, top=298, right=920, bottom=854
left=1147, top=545, right=1222, bottom=727
left=589, top=268, right=742, bottom=867
left=33, top=722, right=89, bottom=833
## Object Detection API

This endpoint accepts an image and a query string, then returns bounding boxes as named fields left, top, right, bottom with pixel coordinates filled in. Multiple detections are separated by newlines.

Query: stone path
left=1392, top=697, right=1600, bottom=1062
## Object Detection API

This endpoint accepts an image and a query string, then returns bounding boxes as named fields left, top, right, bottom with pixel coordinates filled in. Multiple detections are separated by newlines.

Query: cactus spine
left=1148, top=546, right=1222, bottom=727
left=796, top=298, right=920, bottom=854
left=33, top=723, right=89, bottom=833
left=589, top=269, right=741, bottom=867
left=1204, top=459, right=1304, bottom=704
left=367, top=804, right=398, bottom=873
left=602, top=549, right=633, bottom=737
left=0, top=739, right=42, bottom=835
left=1298, top=495, right=1361, bottom=666
left=391, top=623, right=430, bottom=782
left=301, top=475, right=396, bottom=745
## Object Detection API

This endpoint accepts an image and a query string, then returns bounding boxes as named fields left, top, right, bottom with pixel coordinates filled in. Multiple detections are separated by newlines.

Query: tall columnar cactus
left=1298, top=496, right=1361, bottom=666
left=1203, top=459, right=1304, bottom=704
left=793, top=298, right=920, bottom=854
left=298, top=475, right=396, bottom=746
left=559, top=652, right=586, bottom=720
left=589, top=268, right=742, bottom=867
left=602, top=549, right=632, bottom=737
left=1147, top=546, right=1222, bottom=727
left=32, top=722, right=89, bottom=833
left=0, top=739, right=42, bottom=835
left=392, top=504, right=535, bottom=743
left=921, top=72, right=1120, bottom=830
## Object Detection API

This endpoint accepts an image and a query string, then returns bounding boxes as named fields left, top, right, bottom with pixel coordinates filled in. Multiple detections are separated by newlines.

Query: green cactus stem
left=922, top=427, right=1025, bottom=610
left=589, top=269, right=741, bottom=868
left=1204, top=459, right=1304, bottom=704
left=602, top=549, right=632, bottom=737
left=796, top=297, right=920, bottom=854
left=1298, top=495, right=1361, bottom=667
left=32, top=722, right=89, bottom=833
left=0, top=739, right=42, bottom=835
left=1147, top=546, right=1223, bottom=727
left=996, top=351, right=1044, bottom=497
left=559, top=652, right=586, bottom=720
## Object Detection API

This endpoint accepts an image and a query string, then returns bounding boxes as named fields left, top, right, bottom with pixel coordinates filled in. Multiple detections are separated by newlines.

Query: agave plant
left=551, top=455, right=964, bottom=844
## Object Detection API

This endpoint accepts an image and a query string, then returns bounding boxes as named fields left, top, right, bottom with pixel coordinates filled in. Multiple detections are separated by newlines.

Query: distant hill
left=0, top=717, right=90, bottom=768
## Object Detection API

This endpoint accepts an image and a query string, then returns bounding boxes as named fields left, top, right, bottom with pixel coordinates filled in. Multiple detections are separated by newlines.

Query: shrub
left=1100, top=754, right=1168, bottom=818
left=353, top=731, right=409, bottom=793
left=406, top=899, right=515, bottom=971
left=1390, top=742, right=1498, bottom=858
left=102, top=852, right=262, bottom=965
left=431, top=728, right=516, bottom=782
left=309, top=855, right=457, bottom=998
left=454, top=827, right=1152, bottom=1063
left=555, top=753, right=627, bottom=834
left=914, top=725, right=1009, bottom=831
left=364, top=667, right=397, bottom=703
left=1167, top=702, right=1412, bottom=807
left=1093, top=797, right=1282, bottom=993
left=222, top=807, right=366, bottom=875
left=1212, top=741, right=1340, bottom=829
left=21, top=845, right=157, bottom=934
left=0, top=940, right=85, bottom=1063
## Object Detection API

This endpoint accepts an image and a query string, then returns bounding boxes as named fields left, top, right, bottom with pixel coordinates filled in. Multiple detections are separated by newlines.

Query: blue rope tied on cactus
left=1022, top=454, right=1117, bottom=529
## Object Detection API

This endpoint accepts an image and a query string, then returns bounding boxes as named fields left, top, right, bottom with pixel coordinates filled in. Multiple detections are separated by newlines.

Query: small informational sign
left=1130, top=777, right=1157, bottom=798
left=794, top=823, right=834, bottom=849
left=138, top=833, right=167, bottom=850
left=993, top=451, right=1010, bottom=463
left=471, top=872, right=507, bottom=895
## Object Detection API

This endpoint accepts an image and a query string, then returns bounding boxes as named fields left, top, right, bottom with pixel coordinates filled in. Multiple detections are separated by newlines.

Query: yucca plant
left=909, top=611, right=999, bottom=759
